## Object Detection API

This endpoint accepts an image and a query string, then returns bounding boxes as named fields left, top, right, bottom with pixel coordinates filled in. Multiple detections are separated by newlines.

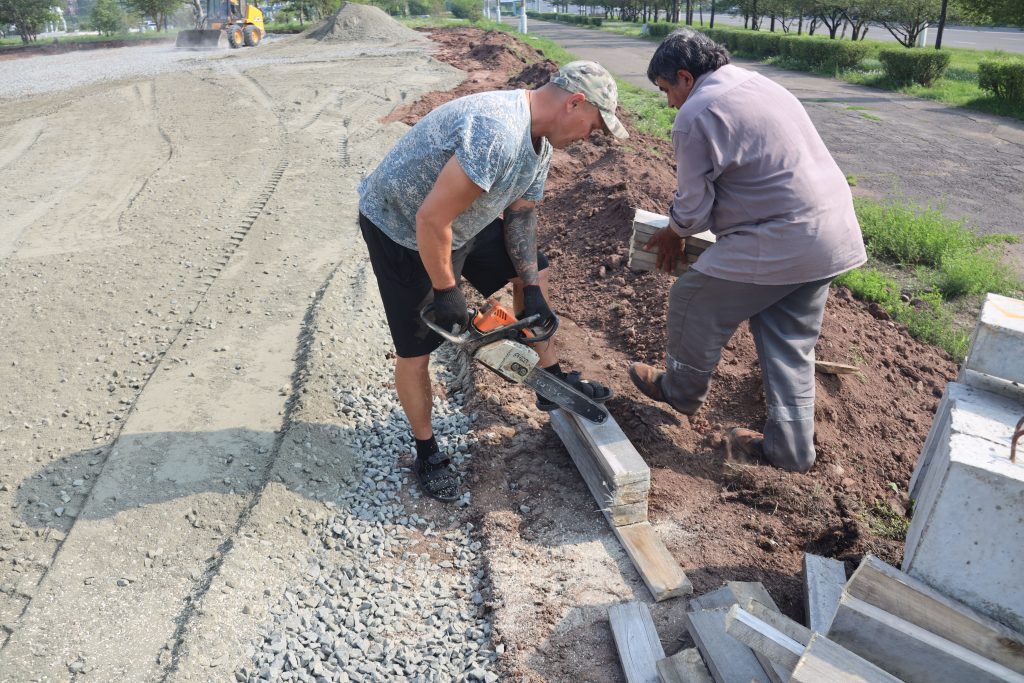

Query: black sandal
left=536, top=370, right=614, bottom=412
left=416, top=454, right=460, bottom=502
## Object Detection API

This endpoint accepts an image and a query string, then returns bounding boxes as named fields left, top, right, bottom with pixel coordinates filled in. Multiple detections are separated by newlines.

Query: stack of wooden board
left=627, top=208, right=716, bottom=276
left=550, top=409, right=692, bottom=602
left=606, top=553, right=1024, bottom=683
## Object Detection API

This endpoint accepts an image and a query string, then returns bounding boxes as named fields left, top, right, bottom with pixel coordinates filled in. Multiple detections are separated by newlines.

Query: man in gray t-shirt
left=358, top=61, right=628, bottom=501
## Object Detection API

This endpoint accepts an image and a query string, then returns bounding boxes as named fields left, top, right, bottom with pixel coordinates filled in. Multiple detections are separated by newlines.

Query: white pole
left=496, top=0, right=501, bottom=22
left=916, top=24, right=929, bottom=47
left=519, top=0, right=527, bottom=32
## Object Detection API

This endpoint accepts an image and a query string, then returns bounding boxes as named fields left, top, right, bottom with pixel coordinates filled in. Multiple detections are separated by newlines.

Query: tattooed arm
left=503, top=199, right=540, bottom=287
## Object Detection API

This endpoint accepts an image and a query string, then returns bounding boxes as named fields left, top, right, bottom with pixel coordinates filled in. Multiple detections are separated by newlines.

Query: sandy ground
left=0, top=30, right=469, bottom=680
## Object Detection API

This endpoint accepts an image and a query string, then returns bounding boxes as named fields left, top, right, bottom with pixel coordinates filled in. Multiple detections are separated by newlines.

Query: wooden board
left=688, top=582, right=778, bottom=612
left=724, top=605, right=803, bottom=673
left=549, top=409, right=647, bottom=527
left=814, top=360, right=860, bottom=375
left=803, top=553, right=846, bottom=633
left=790, top=633, right=903, bottom=683
left=685, top=608, right=771, bottom=683
left=550, top=408, right=650, bottom=490
left=608, top=601, right=666, bottom=683
left=845, top=554, right=1024, bottom=673
left=740, top=598, right=812, bottom=647
left=828, top=594, right=1024, bottom=683
left=656, top=648, right=713, bottom=683
left=614, top=522, right=693, bottom=602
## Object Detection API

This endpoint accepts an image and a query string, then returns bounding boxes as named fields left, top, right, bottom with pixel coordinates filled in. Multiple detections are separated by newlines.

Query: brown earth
left=393, top=27, right=959, bottom=681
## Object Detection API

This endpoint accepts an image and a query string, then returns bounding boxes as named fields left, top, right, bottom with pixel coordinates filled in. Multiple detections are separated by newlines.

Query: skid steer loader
left=176, top=0, right=265, bottom=49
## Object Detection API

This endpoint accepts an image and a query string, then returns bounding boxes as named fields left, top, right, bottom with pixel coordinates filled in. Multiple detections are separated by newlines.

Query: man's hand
left=431, top=286, right=469, bottom=333
left=521, top=285, right=556, bottom=328
left=644, top=226, right=685, bottom=273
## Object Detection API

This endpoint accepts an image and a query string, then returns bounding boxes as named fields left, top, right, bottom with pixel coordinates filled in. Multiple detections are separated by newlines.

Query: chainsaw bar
left=522, top=368, right=608, bottom=424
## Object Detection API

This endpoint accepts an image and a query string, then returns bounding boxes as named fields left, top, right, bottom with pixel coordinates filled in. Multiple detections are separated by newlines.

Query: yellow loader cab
left=176, top=0, right=265, bottom=49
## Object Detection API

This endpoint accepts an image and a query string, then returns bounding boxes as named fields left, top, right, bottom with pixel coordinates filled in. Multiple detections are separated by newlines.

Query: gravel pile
left=237, top=350, right=498, bottom=682
left=304, top=3, right=428, bottom=44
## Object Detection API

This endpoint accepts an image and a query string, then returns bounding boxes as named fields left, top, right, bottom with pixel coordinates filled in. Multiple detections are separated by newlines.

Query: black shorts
left=359, top=213, right=549, bottom=358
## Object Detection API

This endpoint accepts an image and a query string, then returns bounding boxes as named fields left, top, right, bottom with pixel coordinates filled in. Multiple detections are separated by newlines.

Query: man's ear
left=566, top=91, right=587, bottom=110
left=676, top=69, right=695, bottom=89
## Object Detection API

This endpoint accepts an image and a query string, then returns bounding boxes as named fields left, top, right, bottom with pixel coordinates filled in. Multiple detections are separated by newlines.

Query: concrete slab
left=908, top=381, right=1023, bottom=500
left=903, top=431, right=1024, bottom=633
left=961, top=293, right=1024, bottom=386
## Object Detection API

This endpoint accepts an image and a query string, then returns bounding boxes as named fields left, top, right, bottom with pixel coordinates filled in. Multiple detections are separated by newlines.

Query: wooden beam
left=724, top=605, right=804, bottom=673
left=613, top=521, right=693, bottom=602
left=790, top=633, right=903, bottom=683
left=740, top=598, right=812, bottom=647
left=549, top=409, right=647, bottom=526
left=689, top=582, right=778, bottom=612
left=828, top=594, right=1024, bottom=683
left=550, top=409, right=649, bottom=491
left=803, top=553, right=846, bottom=633
left=656, top=648, right=713, bottom=683
left=685, top=608, right=771, bottom=683
left=608, top=601, right=666, bottom=683
left=845, top=555, right=1024, bottom=673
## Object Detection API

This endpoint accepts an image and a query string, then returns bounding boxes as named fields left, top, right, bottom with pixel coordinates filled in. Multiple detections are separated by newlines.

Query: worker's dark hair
left=646, top=28, right=730, bottom=85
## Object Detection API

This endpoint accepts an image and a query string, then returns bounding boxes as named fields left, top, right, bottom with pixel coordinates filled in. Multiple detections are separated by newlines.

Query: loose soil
left=395, top=27, right=959, bottom=681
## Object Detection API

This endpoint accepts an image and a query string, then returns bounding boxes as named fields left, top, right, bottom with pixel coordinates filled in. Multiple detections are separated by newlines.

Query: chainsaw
left=421, top=299, right=608, bottom=424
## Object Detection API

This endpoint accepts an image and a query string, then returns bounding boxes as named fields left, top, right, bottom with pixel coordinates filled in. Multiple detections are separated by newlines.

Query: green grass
left=860, top=112, right=882, bottom=121
left=836, top=198, right=1021, bottom=359
left=845, top=173, right=858, bottom=186
left=846, top=105, right=869, bottom=110
left=865, top=499, right=911, bottom=541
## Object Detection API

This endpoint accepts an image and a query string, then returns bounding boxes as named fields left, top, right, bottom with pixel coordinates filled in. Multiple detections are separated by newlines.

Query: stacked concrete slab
left=904, top=292, right=1024, bottom=633
left=627, top=209, right=715, bottom=276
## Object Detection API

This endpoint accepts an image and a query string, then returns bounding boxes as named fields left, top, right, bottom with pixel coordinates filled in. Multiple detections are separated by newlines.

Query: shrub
left=448, top=0, right=481, bottom=21
left=878, top=49, right=952, bottom=86
left=978, top=58, right=1024, bottom=105
left=781, top=36, right=869, bottom=70
left=90, top=0, right=125, bottom=35
left=646, top=22, right=675, bottom=38
left=734, top=30, right=783, bottom=58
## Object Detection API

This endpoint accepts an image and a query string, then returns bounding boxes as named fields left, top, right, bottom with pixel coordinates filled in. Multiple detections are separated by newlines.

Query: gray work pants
left=660, top=270, right=833, bottom=472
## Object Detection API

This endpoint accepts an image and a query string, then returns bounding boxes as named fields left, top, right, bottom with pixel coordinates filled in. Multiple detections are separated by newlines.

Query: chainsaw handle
left=419, top=304, right=473, bottom=344
left=524, top=312, right=558, bottom=343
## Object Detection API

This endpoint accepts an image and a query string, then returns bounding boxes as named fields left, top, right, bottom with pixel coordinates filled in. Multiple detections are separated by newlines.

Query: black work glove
left=431, top=286, right=469, bottom=333
left=521, top=285, right=556, bottom=329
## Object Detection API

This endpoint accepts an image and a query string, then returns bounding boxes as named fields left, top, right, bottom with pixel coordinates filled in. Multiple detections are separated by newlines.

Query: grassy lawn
left=403, top=16, right=1023, bottom=359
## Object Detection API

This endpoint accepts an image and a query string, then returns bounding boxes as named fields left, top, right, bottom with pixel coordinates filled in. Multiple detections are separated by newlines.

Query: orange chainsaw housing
left=472, top=299, right=532, bottom=338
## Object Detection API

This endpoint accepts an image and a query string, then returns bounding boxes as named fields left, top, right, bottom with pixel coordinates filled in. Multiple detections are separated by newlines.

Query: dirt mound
left=507, top=59, right=558, bottom=88
left=384, top=28, right=559, bottom=126
left=304, top=2, right=427, bottom=43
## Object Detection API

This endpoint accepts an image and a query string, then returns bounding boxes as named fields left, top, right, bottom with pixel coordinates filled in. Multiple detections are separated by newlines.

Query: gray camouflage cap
left=550, top=60, right=629, bottom=140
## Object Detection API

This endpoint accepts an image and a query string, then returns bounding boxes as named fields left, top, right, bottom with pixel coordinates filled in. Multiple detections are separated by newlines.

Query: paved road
left=526, top=3, right=1024, bottom=53
left=512, top=17, right=1024, bottom=272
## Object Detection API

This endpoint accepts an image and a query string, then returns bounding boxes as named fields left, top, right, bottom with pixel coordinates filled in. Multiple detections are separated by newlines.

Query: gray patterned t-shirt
left=358, top=89, right=552, bottom=251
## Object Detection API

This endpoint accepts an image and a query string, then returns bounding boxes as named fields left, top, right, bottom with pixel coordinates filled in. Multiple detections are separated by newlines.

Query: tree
left=876, top=0, right=941, bottom=47
left=954, top=0, right=1024, bottom=26
left=125, top=0, right=181, bottom=29
left=841, top=0, right=881, bottom=40
left=90, top=0, right=124, bottom=33
left=813, top=0, right=847, bottom=38
left=0, top=0, right=57, bottom=43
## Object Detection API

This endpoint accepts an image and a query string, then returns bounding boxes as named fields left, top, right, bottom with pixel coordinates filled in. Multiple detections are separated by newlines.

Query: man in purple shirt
left=629, top=29, right=866, bottom=472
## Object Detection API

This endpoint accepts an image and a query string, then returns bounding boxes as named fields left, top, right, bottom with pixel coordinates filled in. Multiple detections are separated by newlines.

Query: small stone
left=116, top=578, right=130, bottom=587
left=518, top=505, right=530, bottom=514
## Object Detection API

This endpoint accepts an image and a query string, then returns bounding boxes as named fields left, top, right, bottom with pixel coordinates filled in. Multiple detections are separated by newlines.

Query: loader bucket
left=175, top=29, right=227, bottom=49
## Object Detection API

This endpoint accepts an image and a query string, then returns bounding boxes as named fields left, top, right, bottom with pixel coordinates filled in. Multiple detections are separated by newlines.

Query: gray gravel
left=237, top=348, right=496, bottom=683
